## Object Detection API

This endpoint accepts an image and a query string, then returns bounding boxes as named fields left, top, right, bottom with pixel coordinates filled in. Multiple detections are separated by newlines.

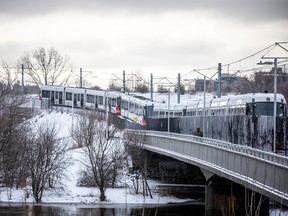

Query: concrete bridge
left=124, top=129, right=288, bottom=208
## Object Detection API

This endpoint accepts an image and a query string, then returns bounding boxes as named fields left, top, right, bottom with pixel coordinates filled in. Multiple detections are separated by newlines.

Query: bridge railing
left=127, top=129, right=288, bottom=167
left=124, top=129, right=288, bottom=206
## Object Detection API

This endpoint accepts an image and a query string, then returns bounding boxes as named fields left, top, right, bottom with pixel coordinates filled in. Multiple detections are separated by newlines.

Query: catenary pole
left=168, top=89, right=170, bottom=132
left=177, top=73, right=180, bottom=103
left=80, top=67, right=83, bottom=88
left=203, top=76, right=206, bottom=137
left=217, top=63, right=222, bottom=98
left=273, top=58, right=277, bottom=153
left=21, top=64, right=24, bottom=94
left=123, top=70, right=126, bottom=93
left=150, top=73, right=153, bottom=100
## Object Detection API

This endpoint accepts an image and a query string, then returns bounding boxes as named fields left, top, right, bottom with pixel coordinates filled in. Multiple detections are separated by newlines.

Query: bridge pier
left=205, top=179, right=269, bottom=216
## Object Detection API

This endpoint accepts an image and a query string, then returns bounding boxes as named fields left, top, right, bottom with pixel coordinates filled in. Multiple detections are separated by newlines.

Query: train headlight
left=266, top=97, right=270, bottom=102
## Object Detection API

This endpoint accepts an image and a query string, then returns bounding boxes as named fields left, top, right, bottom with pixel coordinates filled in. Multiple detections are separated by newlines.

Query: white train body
left=41, top=85, right=287, bottom=126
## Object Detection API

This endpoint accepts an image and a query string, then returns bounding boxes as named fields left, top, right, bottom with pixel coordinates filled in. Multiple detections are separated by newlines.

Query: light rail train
left=40, top=85, right=287, bottom=126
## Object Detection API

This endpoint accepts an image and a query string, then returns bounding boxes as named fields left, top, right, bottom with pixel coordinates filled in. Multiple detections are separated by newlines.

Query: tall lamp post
left=168, top=88, right=170, bottom=133
left=260, top=42, right=288, bottom=153
left=257, top=60, right=277, bottom=153
left=273, top=58, right=278, bottom=153
left=191, top=70, right=216, bottom=137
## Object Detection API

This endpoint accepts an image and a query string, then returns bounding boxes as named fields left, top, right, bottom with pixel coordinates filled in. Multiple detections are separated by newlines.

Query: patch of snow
left=0, top=110, right=192, bottom=205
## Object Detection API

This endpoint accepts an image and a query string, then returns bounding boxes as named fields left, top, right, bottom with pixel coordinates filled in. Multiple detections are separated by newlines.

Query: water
left=0, top=203, right=205, bottom=216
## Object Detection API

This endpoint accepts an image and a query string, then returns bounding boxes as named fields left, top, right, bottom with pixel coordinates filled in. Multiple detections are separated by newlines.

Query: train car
left=203, top=93, right=287, bottom=117
left=106, top=91, right=121, bottom=114
left=85, top=89, right=105, bottom=110
left=64, top=87, right=86, bottom=108
left=151, top=93, right=287, bottom=118
left=120, top=93, right=154, bottom=126
left=41, top=85, right=287, bottom=127
left=41, top=85, right=66, bottom=105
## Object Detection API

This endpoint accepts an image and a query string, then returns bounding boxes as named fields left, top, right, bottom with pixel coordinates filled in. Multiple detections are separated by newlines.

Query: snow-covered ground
left=0, top=110, right=192, bottom=205
left=2, top=95, right=288, bottom=215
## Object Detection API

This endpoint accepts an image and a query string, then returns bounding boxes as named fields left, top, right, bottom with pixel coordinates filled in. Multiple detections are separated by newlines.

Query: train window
left=99, top=96, right=103, bottom=105
left=66, top=92, right=72, bottom=100
left=129, top=103, right=135, bottom=112
left=253, top=102, right=285, bottom=116
left=175, top=112, right=182, bottom=117
left=111, top=98, right=116, bottom=107
left=87, top=95, right=91, bottom=103
left=117, top=97, right=121, bottom=107
left=134, top=105, right=138, bottom=115
left=122, top=100, right=128, bottom=110
left=42, top=90, right=50, bottom=98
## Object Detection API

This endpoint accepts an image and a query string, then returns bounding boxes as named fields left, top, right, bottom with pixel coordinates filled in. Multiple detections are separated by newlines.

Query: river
left=0, top=202, right=205, bottom=216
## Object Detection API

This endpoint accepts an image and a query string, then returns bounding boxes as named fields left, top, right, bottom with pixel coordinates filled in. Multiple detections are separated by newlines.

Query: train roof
left=120, top=93, right=153, bottom=106
left=40, top=86, right=286, bottom=108
left=153, top=92, right=287, bottom=111
left=209, top=93, right=286, bottom=107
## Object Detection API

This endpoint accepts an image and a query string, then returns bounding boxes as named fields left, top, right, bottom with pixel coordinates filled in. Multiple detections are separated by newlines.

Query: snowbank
left=0, top=110, right=192, bottom=205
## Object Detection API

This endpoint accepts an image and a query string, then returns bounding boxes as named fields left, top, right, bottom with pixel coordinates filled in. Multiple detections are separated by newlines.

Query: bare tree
left=19, top=47, right=73, bottom=86
left=72, top=112, right=126, bottom=201
left=1, top=61, right=20, bottom=90
left=174, top=82, right=185, bottom=95
left=124, top=130, right=152, bottom=198
left=157, top=85, right=169, bottom=93
left=0, top=125, right=29, bottom=189
left=25, top=121, right=70, bottom=203
left=134, top=83, right=149, bottom=93
left=108, top=79, right=122, bottom=91
left=0, top=75, right=29, bottom=191
left=234, top=71, right=288, bottom=98
left=0, top=79, right=27, bottom=154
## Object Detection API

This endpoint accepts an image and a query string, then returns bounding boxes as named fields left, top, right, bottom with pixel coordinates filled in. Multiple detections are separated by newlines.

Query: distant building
left=194, top=79, right=215, bottom=91
left=255, top=67, right=288, bottom=82
left=194, top=73, right=241, bottom=92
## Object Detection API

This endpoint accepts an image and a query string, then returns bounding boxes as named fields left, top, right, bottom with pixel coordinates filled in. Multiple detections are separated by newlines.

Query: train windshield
left=144, top=105, right=154, bottom=118
left=253, top=102, right=285, bottom=116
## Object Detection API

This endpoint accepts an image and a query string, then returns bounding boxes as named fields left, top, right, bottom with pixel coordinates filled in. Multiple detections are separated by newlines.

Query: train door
left=55, top=91, right=59, bottom=105
left=51, top=91, right=55, bottom=105
left=142, top=105, right=154, bottom=126
left=81, top=94, right=84, bottom=108
left=116, top=96, right=121, bottom=115
left=73, top=94, right=77, bottom=107
left=59, top=92, right=63, bottom=105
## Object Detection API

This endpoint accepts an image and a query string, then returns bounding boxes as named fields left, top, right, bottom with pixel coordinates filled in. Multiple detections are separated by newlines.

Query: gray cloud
left=0, top=0, right=287, bottom=22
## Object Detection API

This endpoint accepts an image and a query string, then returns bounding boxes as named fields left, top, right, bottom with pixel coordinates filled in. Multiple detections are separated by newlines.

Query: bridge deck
left=124, top=129, right=288, bottom=206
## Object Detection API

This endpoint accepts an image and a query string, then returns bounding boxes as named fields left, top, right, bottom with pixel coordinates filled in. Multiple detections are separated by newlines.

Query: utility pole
left=168, top=88, right=170, bottom=133
left=150, top=73, right=153, bottom=100
left=123, top=70, right=126, bottom=93
left=80, top=68, right=83, bottom=88
left=217, top=63, right=222, bottom=98
left=177, top=73, right=180, bottom=103
left=273, top=58, right=277, bottom=153
left=21, top=64, right=24, bottom=94
left=259, top=42, right=288, bottom=154
left=106, top=90, right=109, bottom=140
left=203, top=76, right=206, bottom=137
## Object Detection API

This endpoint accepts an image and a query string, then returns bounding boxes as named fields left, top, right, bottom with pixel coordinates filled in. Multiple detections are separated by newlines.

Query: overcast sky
left=0, top=0, right=287, bottom=88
